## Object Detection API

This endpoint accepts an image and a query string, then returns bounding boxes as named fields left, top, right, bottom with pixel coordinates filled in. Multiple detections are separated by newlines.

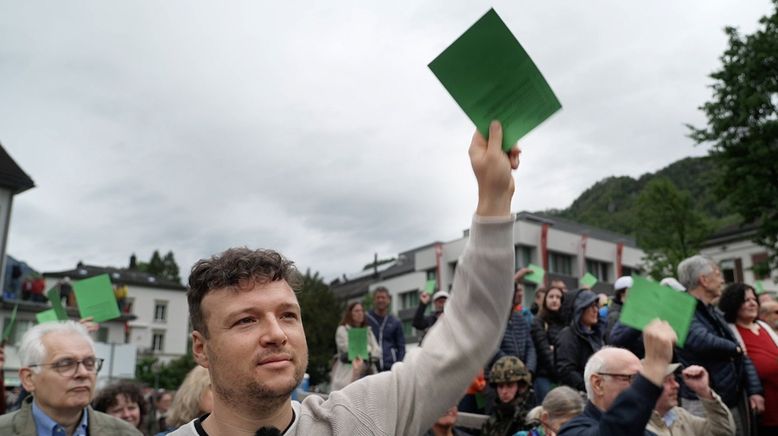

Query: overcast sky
left=1, top=1, right=773, bottom=282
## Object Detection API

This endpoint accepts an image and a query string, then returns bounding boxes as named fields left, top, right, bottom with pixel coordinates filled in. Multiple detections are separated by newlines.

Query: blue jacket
left=366, top=310, right=406, bottom=371
left=607, top=320, right=645, bottom=359
left=559, top=374, right=662, bottom=436
left=676, top=297, right=763, bottom=407
left=487, top=308, right=537, bottom=378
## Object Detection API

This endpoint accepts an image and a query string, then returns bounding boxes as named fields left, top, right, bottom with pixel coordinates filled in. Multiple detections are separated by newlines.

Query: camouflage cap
left=490, top=356, right=531, bottom=385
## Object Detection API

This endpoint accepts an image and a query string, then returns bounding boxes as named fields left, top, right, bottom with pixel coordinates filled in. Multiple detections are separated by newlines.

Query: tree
left=136, top=353, right=196, bottom=390
left=134, top=250, right=182, bottom=283
left=297, top=269, right=343, bottom=387
left=689, top=0, right=778, bottom=273
left=634, top=178, right=712, bottom=279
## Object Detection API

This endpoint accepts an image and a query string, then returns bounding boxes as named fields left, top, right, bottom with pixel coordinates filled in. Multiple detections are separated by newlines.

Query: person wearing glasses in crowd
left=645, top=362, right=734, bottom=435
left=0, top=321, right=141, bottom=435
left=558, top=320, right=677, bottom=435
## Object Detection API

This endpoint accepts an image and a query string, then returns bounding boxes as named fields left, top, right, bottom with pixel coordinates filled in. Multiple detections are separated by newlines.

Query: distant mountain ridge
left=544, top=156, right=740, bottom=238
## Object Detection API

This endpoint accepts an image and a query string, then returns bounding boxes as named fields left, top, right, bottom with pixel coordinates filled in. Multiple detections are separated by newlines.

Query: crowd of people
left=0, top=124, right=776, bottom=435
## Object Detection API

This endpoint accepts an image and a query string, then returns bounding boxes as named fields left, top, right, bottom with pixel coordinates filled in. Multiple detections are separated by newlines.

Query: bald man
left=759, top=301, right=778, bottom=331
left=559, top=319, right=676, bottom=436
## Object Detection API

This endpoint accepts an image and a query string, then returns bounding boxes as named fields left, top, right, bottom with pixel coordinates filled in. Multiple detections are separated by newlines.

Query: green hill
left=547, top=156, right=740, bottom=237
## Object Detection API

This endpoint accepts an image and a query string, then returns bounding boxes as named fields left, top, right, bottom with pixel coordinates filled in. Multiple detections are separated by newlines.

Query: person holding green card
left=330, top=302, right=380, bottom=391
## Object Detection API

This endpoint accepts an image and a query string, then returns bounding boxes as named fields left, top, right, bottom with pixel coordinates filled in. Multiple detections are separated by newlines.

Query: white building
left=700, top=223, right=777, bottom=297
left=334, top=211, right=644, bottom=343
left=44, top=264, right=189, bottom=364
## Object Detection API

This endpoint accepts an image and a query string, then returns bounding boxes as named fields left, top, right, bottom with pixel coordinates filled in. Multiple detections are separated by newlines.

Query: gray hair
left=19, top=321, right=95, bottom=372
left=677, top=255, right=718, bottom=291
left=542, top=386, right=585, bottom=420
left=583, top=346, right=614, bottom=400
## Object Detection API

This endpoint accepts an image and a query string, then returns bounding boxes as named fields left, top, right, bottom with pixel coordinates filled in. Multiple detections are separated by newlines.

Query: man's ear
left=20, top=368, right=36, bottom=393
left=591, top=374, right=604, bottom=395
left=191, top=331, right=209, bottom=368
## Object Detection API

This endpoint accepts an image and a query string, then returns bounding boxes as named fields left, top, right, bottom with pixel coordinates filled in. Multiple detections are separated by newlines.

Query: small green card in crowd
left=46, top=286, right=68, bottom=321
left=524, top=264, right=545, bottom=285
left=74, top=274, right=121, bottom=323
left=580, top=273, right=598, bottom=288
left=428, top=8, right=562, bottom=151
left=424, top=279, right=437, bottom=295
left=619, top=275, right=697, bottom=347
left=36, top=308, right=60, bottom=324
left=2, top=304, right=19, bottom=342
left=754, top=281, right=764, bottom=294
left=347, top=327, right=369, bottom=362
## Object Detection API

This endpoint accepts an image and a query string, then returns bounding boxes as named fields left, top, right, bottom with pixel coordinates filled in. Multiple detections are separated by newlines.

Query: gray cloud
left=1, top=0, right=773, bottom=280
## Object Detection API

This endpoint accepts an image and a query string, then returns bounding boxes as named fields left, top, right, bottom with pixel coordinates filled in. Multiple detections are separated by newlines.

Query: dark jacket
left=367, top=310, right=406, bottom=371
left=604, top=298, right=623, bottom=340
left=487, top=308, right=537, bottom=378
left=607, top=320, right=645, bottom=359
left=676, top=297, right=763, bottom=407
left=0, top=396, right=141, bottom=436
left=558, top=374, right=662, bottom=436
left=530, top=313, right=565, bottom=380
left=555, top=290, right=604, bottom=391
left=412, top=301, right=441, bottom=333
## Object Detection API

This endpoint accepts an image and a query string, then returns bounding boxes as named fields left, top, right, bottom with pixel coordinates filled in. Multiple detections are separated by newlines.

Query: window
left=515, top=245, right=534, bottom=270
left=152, top=331, right=165, bottom=352
left=549, top=252, right=573, bottom=276
left=621, top=265, right=637, bottom=277
left=153, top=301, right=168, bottom=322
left=752, top=252, right=770, bottom=280
left=399, top=290, right=419, bottom=310
left=97, top=327, right=109, bottom=343
left=586, top=259, right=611, bottom=282
left=426, top=269, right=436, bottom=281
left=402, top=320, right=415, bottom=338
left=720, top=259, right=740, bottom=283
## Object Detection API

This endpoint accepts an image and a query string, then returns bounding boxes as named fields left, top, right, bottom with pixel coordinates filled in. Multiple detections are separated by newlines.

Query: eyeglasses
left=29, top=357, right=104, bottom=376
left=597, top=372, right=637, bottom=383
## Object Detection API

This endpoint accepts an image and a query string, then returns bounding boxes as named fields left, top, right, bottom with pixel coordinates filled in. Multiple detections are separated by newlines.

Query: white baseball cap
left=432, top=291, right=450, bottom=301
left=614, top=276, right=633, bottom=291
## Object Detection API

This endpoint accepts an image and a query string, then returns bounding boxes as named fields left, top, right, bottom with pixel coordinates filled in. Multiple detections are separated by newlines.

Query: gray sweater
left=172, top=215, right=514, bottom=436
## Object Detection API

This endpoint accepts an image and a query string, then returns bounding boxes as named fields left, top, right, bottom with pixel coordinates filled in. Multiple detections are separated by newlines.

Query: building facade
left=44, top=264, right=189, bottom=364
left=700, top=223, right=777, bottom=297
left=333, top=211, right=644, bottom=344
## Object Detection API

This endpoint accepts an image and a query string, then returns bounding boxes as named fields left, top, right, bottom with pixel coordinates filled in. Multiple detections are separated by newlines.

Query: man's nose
left=260, top=316, right=288, bottom=346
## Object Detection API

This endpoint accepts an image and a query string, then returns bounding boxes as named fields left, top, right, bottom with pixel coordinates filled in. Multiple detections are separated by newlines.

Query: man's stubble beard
left=210, top=350, right=308, bottom=414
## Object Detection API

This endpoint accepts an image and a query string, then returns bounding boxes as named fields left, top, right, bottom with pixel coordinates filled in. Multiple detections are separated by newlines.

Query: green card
left=429, top=8, right=562, bottom=151
left=424, top=279, right=437, bottom=295
left=619, top=275, right=697, bottom=347
left=754, top=281, right=764, bottom=294
left=347, top=327, right=369, bottom=362
left=46, top=286, right=68, bottom=321
left=36, top=309, right=60, bottom=324
left=524, top=264, right=545, bottom=285
left=2, top=304, right=19, bottom=341
left=74, top=274, right=121, bottom=323
left=580, top=273, right=598, bottom=288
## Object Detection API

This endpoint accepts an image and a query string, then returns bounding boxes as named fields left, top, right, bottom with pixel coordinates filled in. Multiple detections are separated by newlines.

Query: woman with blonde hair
left=515, top=386, right=584, bottom=436
left=155, top=366, right=213, bottom=435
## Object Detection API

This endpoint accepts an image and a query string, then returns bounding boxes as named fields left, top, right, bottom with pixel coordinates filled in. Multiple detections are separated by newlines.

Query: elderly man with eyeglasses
left=559, top=319, right=677, bottom=436
left=0, top=321, right=140, bottom=436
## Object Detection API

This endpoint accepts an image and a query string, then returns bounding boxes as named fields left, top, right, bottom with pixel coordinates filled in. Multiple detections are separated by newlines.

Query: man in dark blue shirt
left=366, top=286, right=406, bottom=371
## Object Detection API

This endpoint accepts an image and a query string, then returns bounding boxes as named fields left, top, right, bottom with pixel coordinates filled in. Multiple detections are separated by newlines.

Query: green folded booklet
left=524, top=264, right=545, bottom=285
left=74, top=274, right=121, bottom=323
left=429, top=8, right=561, bottom=151
left=347, top=327, right=369, bottom=362
left=619, top=275, right=697, bottom=347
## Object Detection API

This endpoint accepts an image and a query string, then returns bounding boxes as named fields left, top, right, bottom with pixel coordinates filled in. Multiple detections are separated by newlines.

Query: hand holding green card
left=347, top=327, right=369, bottom=362
left=524, top=264, right=545, bottom=285
left=74, top=274, right=121, bottom=323
left=580, top=273, right=598, bottom=288
left=619, top=275, right=697, bottom=347
left=429, top=8, right=562, bottom=151
left=424, top=279, right=437, bottom=295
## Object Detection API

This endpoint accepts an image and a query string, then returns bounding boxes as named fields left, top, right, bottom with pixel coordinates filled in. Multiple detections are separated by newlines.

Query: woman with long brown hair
left=330, top=302, right=381, bottom=391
